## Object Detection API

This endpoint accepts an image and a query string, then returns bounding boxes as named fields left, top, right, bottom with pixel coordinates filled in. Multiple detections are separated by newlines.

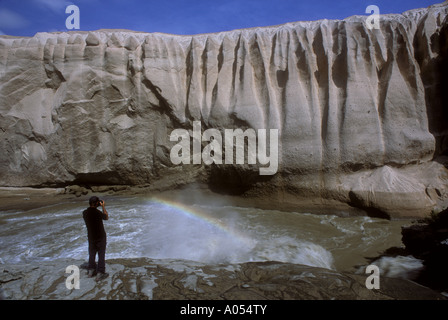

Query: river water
left=0, top=195, right=422, bottom=277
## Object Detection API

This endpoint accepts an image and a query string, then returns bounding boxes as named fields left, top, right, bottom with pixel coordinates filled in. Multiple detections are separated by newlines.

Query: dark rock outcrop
left=401, top=208, right=448, bottom=291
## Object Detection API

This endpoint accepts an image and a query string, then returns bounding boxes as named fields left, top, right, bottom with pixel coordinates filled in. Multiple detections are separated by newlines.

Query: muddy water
left=0, top=195, right=416, bottom=275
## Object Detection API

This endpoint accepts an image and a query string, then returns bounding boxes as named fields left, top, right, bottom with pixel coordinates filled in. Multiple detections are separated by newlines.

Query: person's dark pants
left=88, top=238, right=106, bottom=273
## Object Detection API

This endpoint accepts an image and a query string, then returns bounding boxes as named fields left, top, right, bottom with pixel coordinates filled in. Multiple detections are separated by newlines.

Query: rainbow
left=147, top=196, right=254, bottom=246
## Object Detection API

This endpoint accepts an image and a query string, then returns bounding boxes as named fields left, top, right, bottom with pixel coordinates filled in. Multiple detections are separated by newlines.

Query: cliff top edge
left=0, top=2, right=446, bottom=41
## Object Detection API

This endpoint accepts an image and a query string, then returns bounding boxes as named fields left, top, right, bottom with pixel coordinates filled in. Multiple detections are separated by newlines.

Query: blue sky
left=0, top=0, right=442, bottom=36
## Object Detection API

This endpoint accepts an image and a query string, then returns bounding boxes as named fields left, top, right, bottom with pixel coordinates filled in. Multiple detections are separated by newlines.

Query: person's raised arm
left=100, top=200, right=109, bottom=220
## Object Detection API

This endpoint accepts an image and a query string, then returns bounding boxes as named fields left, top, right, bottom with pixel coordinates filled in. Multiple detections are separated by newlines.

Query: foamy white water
left=0, top=197, right=410, bottom=273
left=367, top=256, right=424, bottom=280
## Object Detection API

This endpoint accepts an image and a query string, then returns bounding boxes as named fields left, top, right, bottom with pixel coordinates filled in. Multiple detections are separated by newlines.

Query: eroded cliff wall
left=1, top=3, right=447, bottom=217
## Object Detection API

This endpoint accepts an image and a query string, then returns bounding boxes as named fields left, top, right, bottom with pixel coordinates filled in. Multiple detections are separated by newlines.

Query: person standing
left=83, top=196, right=109, bottom=281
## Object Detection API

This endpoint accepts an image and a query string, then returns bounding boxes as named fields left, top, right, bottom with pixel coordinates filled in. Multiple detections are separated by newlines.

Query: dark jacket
left=83, top=207, right=107, bottom=241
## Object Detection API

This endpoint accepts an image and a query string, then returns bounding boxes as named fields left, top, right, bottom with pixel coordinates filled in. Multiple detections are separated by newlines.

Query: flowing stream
left=0, top=195, right=421, bottom=276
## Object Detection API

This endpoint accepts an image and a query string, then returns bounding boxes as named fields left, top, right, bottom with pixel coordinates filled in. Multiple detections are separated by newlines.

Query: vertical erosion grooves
left=0, top=4, right=446, bottom=200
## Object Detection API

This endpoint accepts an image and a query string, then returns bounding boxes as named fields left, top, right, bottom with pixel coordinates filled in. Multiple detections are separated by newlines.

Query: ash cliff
left=1, top=3, right=448, bottom=218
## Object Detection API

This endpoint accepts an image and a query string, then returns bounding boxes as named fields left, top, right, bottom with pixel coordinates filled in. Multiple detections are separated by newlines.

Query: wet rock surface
left=0, top=258, right=445, bottom=300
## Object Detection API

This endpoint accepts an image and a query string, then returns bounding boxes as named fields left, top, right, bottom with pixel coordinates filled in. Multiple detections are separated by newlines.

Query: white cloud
left=33, top=0, right=73, bottom=13
left=0, top=9, right=29, bottom=29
